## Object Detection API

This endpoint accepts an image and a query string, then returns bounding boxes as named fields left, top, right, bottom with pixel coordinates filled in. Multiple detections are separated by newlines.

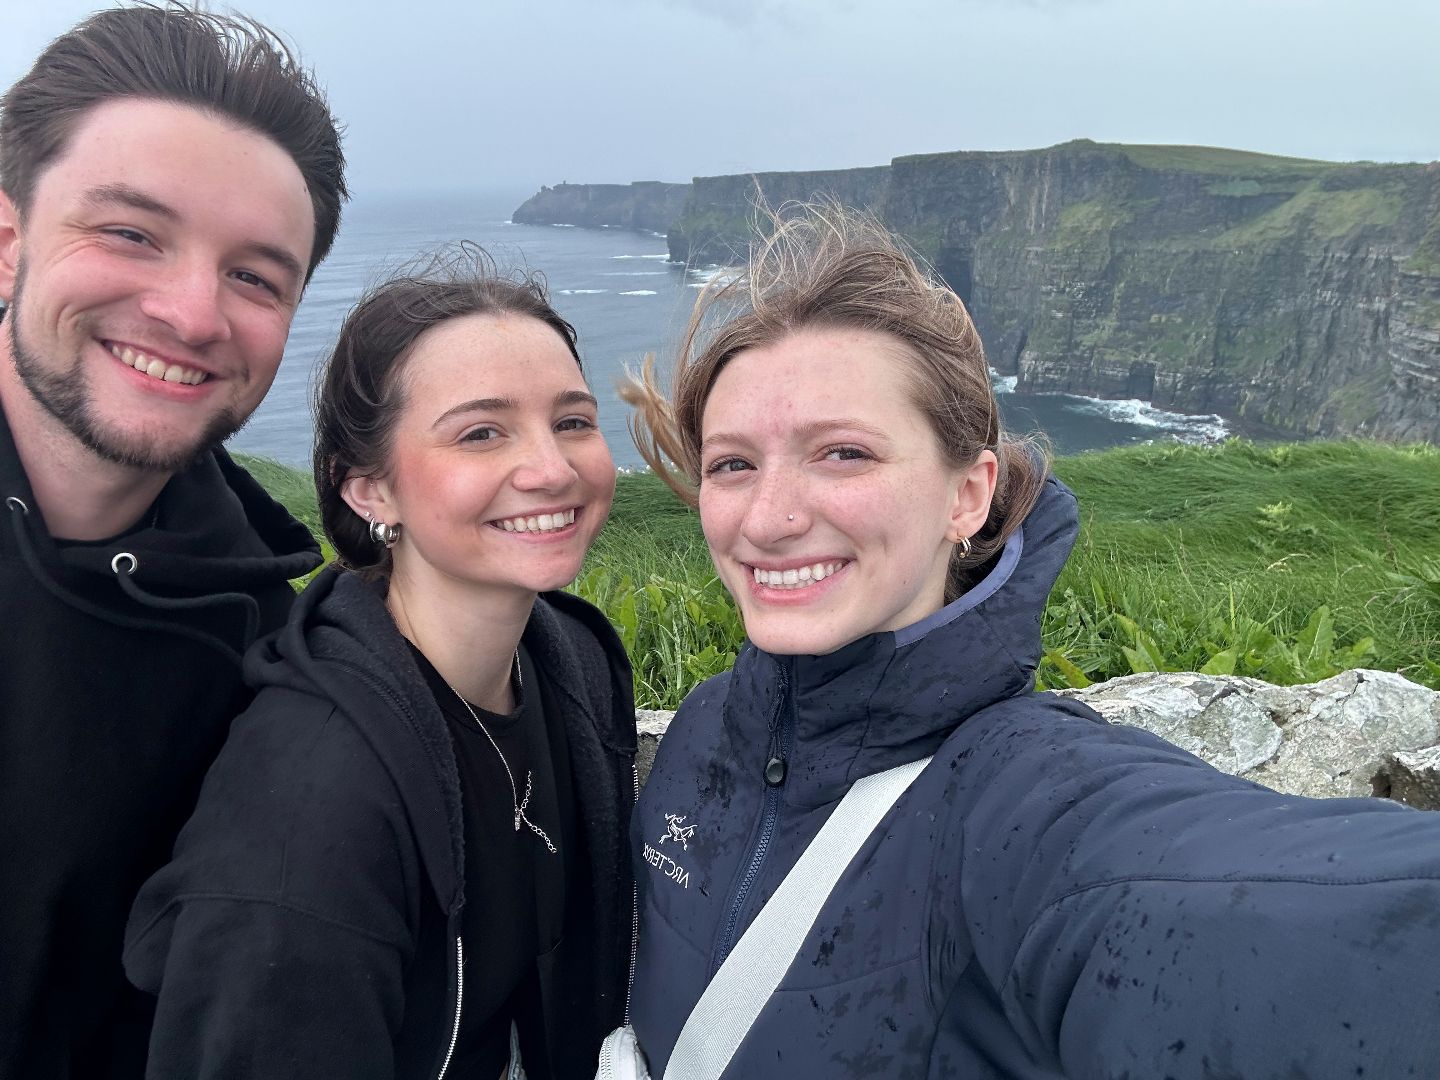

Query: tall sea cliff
left=513, top=141, right=1440, bottom=443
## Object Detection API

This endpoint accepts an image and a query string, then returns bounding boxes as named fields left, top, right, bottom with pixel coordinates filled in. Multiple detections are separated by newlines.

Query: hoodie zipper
left=713, top=663, right=793, bottom=969
left=624, top=763, right=641, bottom=1025
left=436, top=936, right=464, bottom=1080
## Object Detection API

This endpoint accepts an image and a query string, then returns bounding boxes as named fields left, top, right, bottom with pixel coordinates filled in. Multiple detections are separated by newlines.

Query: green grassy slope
left=247, top=441, right=1440, bottom=708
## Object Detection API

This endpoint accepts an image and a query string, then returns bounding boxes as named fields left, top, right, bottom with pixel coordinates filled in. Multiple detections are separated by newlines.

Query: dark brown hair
left=314, top=248, right=582, bottom=578
left=0, top=3, right=346, bottom=277
left=623, top=202, right=1049, bottom=601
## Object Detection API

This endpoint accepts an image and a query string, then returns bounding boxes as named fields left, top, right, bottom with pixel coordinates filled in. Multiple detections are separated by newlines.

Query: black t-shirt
left=409, top=642, right=576, bottom=1079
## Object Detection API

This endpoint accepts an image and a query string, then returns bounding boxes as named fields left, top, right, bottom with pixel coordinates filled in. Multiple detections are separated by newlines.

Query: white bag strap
left=662, top=755, right=932, bottom=1080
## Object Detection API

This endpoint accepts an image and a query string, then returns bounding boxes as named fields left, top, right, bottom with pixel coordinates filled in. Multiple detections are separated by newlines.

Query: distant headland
left=514, top=141, right=1440, bottom=444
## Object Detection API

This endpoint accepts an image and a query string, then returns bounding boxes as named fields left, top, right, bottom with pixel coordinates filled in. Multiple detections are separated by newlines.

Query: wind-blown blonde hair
left=622, top=202, right=1048, bottom=602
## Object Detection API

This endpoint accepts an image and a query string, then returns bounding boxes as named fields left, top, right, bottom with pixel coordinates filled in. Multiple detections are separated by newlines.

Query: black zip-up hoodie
left=124, top=566, right=637, bottom=1079
left=0, top=404, right=321, bottom=1080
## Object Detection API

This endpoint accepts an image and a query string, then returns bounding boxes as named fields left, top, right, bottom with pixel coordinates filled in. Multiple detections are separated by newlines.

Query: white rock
left=635, top=670, right=1440, bottom=806
left=1058, top=669, right=1440, bottom=802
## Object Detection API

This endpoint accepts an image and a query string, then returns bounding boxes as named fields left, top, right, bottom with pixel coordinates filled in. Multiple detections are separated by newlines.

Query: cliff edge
left=515, top=143, right=1440, bottom=442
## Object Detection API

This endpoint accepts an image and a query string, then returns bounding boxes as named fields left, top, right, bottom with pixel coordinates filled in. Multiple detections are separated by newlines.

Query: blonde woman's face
left=697, top=326, right=995, bottom=656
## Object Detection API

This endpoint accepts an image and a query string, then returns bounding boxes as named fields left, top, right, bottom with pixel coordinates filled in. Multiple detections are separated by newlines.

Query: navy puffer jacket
left=631, top=476, right=1440, bottom=1079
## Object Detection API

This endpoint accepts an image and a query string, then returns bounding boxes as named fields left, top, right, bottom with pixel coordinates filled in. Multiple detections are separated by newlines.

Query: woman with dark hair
left=125, top=253, right=636, bottom=1079
left=619, top=205, right=1440, bottom=1078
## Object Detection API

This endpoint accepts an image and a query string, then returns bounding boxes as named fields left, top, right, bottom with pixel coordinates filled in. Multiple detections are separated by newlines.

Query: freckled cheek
left=697, top=491, right=744, bottom=552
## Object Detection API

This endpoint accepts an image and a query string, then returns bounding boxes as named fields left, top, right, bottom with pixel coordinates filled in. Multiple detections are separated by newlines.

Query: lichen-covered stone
left=632, top=670, right=1440, bottom=805
left=1375, top=744, right=1440, bottom=810
left=1055, top=668, right=1440, bottom=801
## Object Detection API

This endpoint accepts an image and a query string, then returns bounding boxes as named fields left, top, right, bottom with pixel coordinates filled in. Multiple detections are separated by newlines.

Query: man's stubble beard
left=6, top=262, right=249, bottom=473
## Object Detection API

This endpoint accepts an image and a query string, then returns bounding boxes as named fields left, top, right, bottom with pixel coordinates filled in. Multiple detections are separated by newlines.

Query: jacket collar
left=722, top=475, right=1080, bottom=809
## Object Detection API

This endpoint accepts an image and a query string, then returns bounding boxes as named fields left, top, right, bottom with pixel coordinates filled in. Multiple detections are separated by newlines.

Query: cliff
left=511, top=180, right=688, bottom=234
left=516, top=143, right=1440, bottom=442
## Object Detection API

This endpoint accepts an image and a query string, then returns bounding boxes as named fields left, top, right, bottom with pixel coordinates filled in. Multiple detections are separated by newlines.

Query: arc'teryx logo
left=642, top=811, right=694, bottom=889
left=661, top=813, right=697, bottom=851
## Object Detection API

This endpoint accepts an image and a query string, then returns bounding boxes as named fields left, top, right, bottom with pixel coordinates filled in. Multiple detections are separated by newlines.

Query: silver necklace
left=448, top=651, right=558, bottom=855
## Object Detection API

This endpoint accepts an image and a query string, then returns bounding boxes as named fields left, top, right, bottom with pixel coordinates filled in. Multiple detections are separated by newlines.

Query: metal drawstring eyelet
left=110, top=552, right=138, bottom=575
left=5, top=496, right=30, bottom=515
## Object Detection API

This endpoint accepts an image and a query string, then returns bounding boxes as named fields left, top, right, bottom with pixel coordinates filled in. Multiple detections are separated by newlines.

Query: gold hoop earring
left=955, top=534, right=972, bottom=560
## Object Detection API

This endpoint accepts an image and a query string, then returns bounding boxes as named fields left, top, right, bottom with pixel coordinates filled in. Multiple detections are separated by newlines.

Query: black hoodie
left=124, top=567, right=637, bottom=1080
left=0, top=405, right=322, bottom=1079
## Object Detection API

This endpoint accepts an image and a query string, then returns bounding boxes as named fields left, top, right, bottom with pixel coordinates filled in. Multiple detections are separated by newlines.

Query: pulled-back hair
left=0, top=3, right=346, bottom=278
left=314, top=247, right=582, bottom=579
left=623, top=202, right=1048, bottom=601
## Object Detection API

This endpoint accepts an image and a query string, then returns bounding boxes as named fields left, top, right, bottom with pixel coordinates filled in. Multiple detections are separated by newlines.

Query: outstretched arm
left=958, top=703, right=1440, bottom=1078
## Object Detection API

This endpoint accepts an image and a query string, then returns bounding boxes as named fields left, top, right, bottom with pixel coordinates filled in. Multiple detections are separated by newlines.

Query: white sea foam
left=988, top=367, right=1018, bottom=395
left=1061, top=395, right=1229, bottom=442
left=602, top=271, right=668, bottom=277
left=557, top=288, right=607, bottom=295
left=687, top=266, right=741, bottom=289
left=612, top=253, right=669, bottom=260
left=551, top=223, right=576, bottom=228
left=619, top=290, right=658, bottom=296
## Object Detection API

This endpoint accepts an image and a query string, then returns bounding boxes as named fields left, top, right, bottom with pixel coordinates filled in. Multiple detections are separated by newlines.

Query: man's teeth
left=497, top=509, right=578, bottom=533
left=753, top=562, right=845, bottom=589
left=109, top=344, right=207, bottom=386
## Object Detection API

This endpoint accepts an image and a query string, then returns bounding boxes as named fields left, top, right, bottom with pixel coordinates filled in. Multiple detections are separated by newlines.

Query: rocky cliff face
left=511, top=181, right=688, bottom=234
left=516, top=143, right=1440, bottom=442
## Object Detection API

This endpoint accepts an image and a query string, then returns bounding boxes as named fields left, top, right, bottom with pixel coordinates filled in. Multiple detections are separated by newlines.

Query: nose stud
left=787, top=514, right=795, bottom=521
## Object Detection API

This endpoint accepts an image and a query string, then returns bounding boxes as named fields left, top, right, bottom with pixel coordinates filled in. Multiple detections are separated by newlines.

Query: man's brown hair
left=0, top=3, right=347, bottom=278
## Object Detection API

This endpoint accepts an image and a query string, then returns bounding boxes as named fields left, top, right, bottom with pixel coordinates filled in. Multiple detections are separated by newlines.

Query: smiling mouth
left=107, top=342, right=209, bottom=386
left=489, top=508, right=578, bottom=534
left=751, top=560, right=848, bottom=590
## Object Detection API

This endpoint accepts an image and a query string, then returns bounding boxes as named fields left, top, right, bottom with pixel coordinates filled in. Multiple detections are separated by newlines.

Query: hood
left=723, top=473, right=1079, bottom=807
left=245, top=566, right=637, bottom=925
left=246, top=566, right=466, bottom=918
left=1, top=401, right=321, bottom=662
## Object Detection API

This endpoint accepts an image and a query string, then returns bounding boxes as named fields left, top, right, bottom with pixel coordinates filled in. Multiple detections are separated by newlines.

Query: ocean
left=229, top=191, right=1228, bottom=471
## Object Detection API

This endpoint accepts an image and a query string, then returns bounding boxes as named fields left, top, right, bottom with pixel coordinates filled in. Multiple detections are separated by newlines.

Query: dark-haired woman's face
left=367, top=312, right=614, bottom=598
left=697, top=326, right=994, bottom=656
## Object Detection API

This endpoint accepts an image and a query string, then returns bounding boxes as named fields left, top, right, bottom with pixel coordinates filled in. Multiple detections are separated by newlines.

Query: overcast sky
left=3, top=0, right=1436, bottom=201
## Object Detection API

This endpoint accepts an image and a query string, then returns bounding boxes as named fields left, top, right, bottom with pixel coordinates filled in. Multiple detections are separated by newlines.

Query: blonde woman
left=621, top=206, right=1440, bottom=1079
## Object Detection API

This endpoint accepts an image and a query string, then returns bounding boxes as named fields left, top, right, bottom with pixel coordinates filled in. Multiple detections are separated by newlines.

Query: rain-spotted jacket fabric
left=630, top=475, right=1440, bottom=1079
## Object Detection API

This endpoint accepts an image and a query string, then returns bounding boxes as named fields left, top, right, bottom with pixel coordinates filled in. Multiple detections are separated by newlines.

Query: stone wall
left=635, top=669, right=1440, bottom=809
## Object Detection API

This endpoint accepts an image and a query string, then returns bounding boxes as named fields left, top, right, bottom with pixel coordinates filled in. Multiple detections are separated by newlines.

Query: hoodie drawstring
left=6, top=496, right=261, bottom=669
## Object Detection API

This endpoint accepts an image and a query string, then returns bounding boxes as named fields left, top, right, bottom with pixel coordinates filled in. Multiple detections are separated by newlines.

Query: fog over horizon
left=3, top=1, right=1436, bottom=202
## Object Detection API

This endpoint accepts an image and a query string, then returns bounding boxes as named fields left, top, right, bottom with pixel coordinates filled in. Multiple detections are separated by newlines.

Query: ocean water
left=229, top=191, right=1228, bottom=470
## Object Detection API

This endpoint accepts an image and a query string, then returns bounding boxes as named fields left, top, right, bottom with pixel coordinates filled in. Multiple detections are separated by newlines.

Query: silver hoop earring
left=956, top=534, right=972, bottom=560
left=369, top=520, right=401, bottom=548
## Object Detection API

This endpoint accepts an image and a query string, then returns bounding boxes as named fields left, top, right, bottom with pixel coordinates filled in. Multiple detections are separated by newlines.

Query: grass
left=1044, top=440, right=1440, bottom=690
left=1213, top=184, right=1404, bottom=245
left=1113, top=144, right=1331, bottom=176
left=246, top=440, right=1440, bottom=708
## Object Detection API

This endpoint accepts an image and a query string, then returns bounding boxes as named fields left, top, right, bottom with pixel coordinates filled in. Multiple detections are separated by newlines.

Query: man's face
left=0, top=97, right=315, bottom=472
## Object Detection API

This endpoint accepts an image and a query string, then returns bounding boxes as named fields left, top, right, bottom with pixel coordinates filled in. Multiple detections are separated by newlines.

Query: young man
left=0, top=8, right=346, bottom=1076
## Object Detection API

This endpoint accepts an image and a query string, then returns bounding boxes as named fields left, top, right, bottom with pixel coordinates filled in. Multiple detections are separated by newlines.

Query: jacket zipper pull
left=764, top=755, right=787, bottom=786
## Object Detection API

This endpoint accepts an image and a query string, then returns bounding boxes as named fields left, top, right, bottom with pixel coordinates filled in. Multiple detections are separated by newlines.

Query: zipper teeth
left=436, top=937, right=464, bottom=1080
left=715, top=667, right=791, bottom=967
left=718, top=786, right=780, bottom=965
left=624, top=763, right=640, bottom=1025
